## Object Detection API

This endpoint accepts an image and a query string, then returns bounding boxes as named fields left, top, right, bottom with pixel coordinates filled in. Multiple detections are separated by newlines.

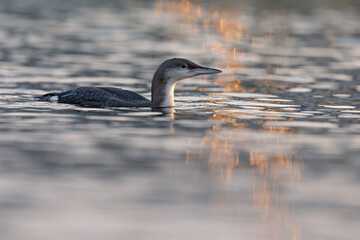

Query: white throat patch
left=159, top=80, right=178, bottom=107
left=157, top=68, right=193, bottom=107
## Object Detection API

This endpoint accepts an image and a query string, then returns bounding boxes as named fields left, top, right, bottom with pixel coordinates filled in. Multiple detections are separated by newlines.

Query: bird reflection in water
left=152, top=106, right=176, bottom=119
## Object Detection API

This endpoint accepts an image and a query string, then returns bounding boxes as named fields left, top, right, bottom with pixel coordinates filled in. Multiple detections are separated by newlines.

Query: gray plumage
left=41, top=87, right=151, bottom=107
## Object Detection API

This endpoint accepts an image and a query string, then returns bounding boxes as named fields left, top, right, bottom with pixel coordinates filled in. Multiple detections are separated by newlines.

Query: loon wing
left=98, top=87, right=149, bottom=101
left=43, top=87, right=152, bottom=108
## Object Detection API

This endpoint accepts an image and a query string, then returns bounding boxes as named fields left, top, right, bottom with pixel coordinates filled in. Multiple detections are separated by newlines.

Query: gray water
left=0, top=0, right=359, bottom=239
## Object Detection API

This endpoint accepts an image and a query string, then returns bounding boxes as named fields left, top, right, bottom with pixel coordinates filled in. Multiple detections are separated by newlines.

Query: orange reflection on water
left=155, top=0, right=200, bottom=36
left=251, top=147, right=301, bottom=240
left=185, top=110, right=302, bottom=239
left=154, top=0, right=244, bottom=68
left=207, top=135, right=239, bottom=182
left=214, top=79, right=249, bottom=92
left=155, top=0, right=242, bottom=39
left=155, top=1, right=302, bottom=238
left=186, top=115, right=244, bottom=182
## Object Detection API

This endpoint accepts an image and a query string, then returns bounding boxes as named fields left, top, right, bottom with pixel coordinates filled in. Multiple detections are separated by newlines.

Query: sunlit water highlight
left=0, top=0, right=359, bottom=240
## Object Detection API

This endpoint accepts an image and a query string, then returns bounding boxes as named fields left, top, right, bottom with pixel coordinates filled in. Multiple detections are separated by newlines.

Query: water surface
left=0, top=0, right=359, bottom=239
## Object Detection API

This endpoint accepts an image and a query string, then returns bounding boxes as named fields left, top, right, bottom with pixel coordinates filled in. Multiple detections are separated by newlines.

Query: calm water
left=0, top=0, right=359, bottom=239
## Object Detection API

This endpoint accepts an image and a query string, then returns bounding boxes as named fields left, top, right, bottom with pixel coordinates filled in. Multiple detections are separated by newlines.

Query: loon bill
left=38, top=58, right=222, bottom=108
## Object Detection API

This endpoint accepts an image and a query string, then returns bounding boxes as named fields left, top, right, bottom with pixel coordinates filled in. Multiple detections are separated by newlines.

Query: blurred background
left=0, top=0, right=359, bottom=239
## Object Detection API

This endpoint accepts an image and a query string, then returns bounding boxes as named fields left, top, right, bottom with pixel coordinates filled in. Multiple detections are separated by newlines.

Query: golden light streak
left=185, top=109, right=302, bottom=239
left=154, top=0, right=244, bottom=68
left=155, top=1, right=302, bottom=238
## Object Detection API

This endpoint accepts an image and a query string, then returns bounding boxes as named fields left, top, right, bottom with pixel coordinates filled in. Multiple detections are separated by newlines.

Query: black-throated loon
left=38, top=58, right=222, bottom=108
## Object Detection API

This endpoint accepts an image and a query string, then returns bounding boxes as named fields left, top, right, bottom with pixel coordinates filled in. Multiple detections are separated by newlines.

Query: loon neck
left=151, top=77, right=178, bottom=107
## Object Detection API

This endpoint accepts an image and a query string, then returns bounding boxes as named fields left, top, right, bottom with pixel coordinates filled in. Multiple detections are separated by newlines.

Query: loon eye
left=181, top=64, right=187, bottom=69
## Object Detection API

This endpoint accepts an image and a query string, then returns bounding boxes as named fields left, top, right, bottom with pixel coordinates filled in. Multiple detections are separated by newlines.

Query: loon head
left=151, top=58, right=222, bottom=107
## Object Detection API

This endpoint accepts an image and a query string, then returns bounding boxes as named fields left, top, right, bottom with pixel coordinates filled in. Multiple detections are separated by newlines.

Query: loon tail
left=35, top=92, right=61, bottom=102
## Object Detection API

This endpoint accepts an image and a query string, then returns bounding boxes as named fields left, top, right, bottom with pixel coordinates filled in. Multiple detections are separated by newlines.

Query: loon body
left=39, top=58, right=221, bottom=108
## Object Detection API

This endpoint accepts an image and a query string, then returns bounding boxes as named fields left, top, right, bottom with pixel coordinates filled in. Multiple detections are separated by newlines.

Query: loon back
left=38, top=58, right=221, bottom=108
left=39, top=87, right=152, bottom=108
